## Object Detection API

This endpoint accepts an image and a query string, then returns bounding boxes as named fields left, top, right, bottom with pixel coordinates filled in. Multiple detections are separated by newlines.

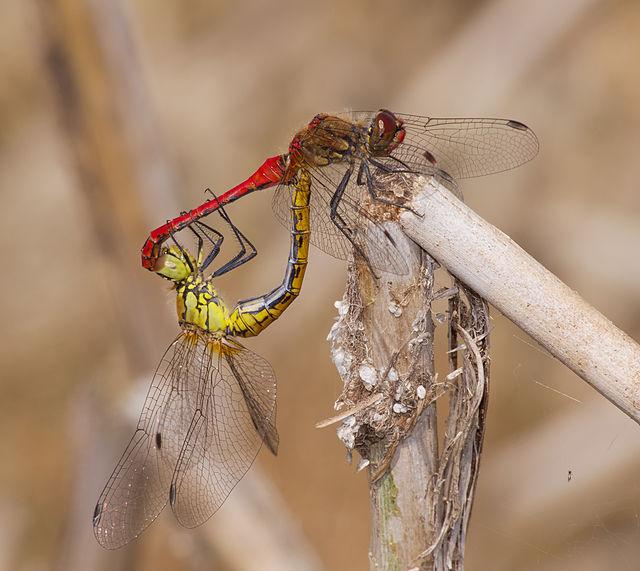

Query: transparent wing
left=394, top=114, right=539, bottom=180
left=169, top=338, right=278, bottom=528
left=93, top=332, right=201, bottom=549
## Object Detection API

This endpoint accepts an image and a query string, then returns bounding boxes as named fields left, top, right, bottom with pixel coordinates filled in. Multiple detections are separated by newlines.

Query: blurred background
left=2, top=0, right=640, bottom=569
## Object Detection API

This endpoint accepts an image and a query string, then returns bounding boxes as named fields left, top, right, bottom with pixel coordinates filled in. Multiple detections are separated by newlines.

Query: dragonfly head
left=154, top=246, right=196, bottom=282
left=368, top=109, right=405, bottom=155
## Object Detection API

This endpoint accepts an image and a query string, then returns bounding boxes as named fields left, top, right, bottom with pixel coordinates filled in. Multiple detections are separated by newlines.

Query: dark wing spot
left=169, top=483, right=176, bottom=507
left=423, top=150, right=437, bottom=165
left=155, top=432, right=162, bottom=449
left=506, top=120, right=528, bottom=131
left=92, top=502, right=103, bottom=527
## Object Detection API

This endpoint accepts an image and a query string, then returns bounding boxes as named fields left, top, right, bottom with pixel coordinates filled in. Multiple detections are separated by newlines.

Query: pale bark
left=401, top=176, right=640, bottom=424
left=327, top=203, right=490, bottom=569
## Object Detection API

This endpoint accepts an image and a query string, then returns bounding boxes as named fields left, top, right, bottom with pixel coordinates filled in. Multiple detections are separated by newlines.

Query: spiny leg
left=185, top=188, right=257, bottom=275
left=359, top=160, right=414, bottom=211
left=368, top=154, right=412, bottom=175
left=329, top=167, right=379, bottom=278
left=167, top=213, right=198, bottom=273
left=189, top=218, right=225, bottom=271
left=364, top=157, right=432, bottom=216
left=209, top=199, right=257, bottom=278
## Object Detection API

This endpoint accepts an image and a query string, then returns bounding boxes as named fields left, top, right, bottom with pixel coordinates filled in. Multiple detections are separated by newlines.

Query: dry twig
left=326, top=174, right=491, bottom=570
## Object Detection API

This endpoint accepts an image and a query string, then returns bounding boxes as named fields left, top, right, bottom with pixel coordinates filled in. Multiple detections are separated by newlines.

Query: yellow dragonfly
left=93, top=170, right=311, bottom=549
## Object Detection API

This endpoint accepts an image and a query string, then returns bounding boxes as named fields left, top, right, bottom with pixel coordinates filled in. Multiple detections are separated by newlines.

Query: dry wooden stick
left=326, top=175, right=491, bottom=568
left=327, top=228, right=440, bottom=569
left=401, top=175, right=640, bottom=423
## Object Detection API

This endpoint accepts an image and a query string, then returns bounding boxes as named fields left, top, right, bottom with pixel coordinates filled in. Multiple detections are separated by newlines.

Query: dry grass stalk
left=401, top=176, right=640, bottom=423
left=326, top=173, right=490, bottom=569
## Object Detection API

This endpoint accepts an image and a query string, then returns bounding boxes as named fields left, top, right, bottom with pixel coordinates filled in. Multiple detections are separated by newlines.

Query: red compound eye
left=369, top=109, right=404, bottom=154
left=375, top=109, right=397, bottom=136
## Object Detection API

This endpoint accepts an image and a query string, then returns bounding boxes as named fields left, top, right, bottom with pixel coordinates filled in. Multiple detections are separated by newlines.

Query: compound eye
left=368, top=109, right=403, bottom=154
left=375, top=109, right=397, bottom=136
left=154, top=249, right=191, bottom=281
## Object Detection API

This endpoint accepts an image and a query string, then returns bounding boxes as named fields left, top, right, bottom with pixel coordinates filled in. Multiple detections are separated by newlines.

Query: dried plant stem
left=359, top=245, right=439, bottom=570
left=401, top=176, right=640, bottom=423
left=328, top=208, right=490, bottom=569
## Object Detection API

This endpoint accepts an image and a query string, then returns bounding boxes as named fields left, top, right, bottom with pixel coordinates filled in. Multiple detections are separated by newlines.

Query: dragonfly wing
left=225, top=342, right=279, bottom=454
left=93, top=332, right=201, bottom=549
left=395, top=115, right=539, bottom=181
left=169, top=339, right=277, bottom=528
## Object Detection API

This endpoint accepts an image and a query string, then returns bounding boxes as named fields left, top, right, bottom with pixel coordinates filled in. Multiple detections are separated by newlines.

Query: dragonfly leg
left=172, top=190, right=257, bottom=276
left=359, top=160, right=416, bottom=212
left=329, top=167, right=379, bottom=278
left=189, top=219, right=224, bottom=270
left=210, top=203, right=257, bottom=278
left=167, top=215, right=197, bottom=274
left=367, top=154, right=412, bottom=175
left=190, top=188, right=258, bottom=276
left=168, top=209, right=219, bottom=270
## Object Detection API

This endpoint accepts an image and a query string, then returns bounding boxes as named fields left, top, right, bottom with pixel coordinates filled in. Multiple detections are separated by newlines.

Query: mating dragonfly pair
left=94, top=109, right=538, bottom=548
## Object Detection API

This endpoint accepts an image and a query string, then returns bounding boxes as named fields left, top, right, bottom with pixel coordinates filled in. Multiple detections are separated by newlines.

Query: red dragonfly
left=142, top=109, right=538, bottom=275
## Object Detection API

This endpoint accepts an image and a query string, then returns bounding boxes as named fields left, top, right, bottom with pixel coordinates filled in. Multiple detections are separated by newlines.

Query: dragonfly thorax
left=175, top=274, right=229, bottom=334
left=288, top=114, right=362, bottom=172
left=287, top=110, right=405, bottom=177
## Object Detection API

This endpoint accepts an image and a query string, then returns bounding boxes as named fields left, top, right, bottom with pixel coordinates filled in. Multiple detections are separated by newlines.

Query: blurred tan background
left=2, top=0, right=640, bottom=569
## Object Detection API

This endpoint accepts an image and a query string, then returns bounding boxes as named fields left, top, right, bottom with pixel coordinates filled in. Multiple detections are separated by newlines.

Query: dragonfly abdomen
left=225, top=170, right=311, bottom=338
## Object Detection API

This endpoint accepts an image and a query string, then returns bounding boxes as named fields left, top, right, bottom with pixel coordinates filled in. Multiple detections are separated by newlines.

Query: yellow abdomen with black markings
left=226, top=170, right=311, bottom=337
